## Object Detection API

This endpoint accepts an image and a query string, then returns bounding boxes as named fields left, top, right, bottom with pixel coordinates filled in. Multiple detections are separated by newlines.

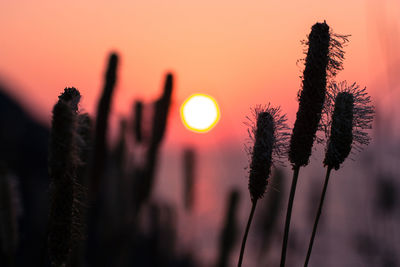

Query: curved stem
left=280, top=166, right=300, bottom=267
left=237, top=200, right=257, bottom=267
left=304, top=167, right=332, bottom=267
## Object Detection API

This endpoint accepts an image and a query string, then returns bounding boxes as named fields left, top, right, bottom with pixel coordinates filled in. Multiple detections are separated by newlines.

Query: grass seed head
left=324, top=92, right=354, bottom=169
left=48, top=87, right=85, bottom=267
left=323, top=81, right=374, bottom=170
left=289, top=21, right=348, bottom=167
left=247, top=105, right=289, bottom=202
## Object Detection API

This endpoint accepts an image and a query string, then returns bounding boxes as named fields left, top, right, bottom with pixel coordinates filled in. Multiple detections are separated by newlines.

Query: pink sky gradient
left=1, top=0, right=399, bottom=149
left=1, top=1, right=399, bottom=265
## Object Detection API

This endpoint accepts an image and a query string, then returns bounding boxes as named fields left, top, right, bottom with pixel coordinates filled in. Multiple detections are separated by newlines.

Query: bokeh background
left=1, top=0, right=400, bottom=266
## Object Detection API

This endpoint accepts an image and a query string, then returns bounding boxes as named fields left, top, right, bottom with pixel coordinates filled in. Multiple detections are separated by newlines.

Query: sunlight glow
left=180, top=94, right=220, bottom=133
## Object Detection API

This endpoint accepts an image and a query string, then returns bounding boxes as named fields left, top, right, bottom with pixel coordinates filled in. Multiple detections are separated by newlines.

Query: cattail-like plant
left=238, top=105, right=288, bottom=267
left=48, top=88, right=86, bottom=267
left=133, top=100, right=144, bottom=143
left=133, top=73, right=173, bottom=212
left=69, top=113, right=91, bottom=267
left=0, top=165, right=18, bottom=267
left=91, top=52, right=119, bottom=198
left=183, top=148, right=196, bottom=212
left=304, top=81, right=374, bottom=266
left=281, top=21, right=348, bottom=267
left=113, top=119, right=128, bottom=173
left=76, top=113, right=92, bottom=185
left=255, top=168, right=285, bottom=260
left=217, top=189, right=240, bottom=267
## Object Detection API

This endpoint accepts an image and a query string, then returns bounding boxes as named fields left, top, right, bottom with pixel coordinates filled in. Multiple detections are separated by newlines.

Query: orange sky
left=1, top=2, right=400, bottom=264
left=0, top=0, right=399, bottom=148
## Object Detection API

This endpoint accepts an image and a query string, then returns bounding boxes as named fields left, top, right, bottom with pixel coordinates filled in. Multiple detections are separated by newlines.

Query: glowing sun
left=180, top=94, right=220, bottom=133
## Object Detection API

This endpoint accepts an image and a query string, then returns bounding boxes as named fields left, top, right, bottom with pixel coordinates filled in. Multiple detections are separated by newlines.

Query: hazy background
left=1, top=0, right=399, bottom=266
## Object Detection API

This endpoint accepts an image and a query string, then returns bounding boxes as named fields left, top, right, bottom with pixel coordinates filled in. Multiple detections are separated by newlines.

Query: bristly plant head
left=48, top=87, right=86, bottom=267
left=325, top=92, right=354, bottom=170
left=152, top=73, right=173, bottom=146
left=323, top=81, right=374, bottom=170
left=246, top=105, right=289, bottom=202
left=59, top=88, right=81, bottom=112
left=133, top=100, right=144, bottom=143
left=289, top=21, right=349, bottom=168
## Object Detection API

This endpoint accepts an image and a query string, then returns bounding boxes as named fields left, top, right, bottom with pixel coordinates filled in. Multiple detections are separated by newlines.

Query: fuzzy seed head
left=324, top=92, right=354, bottom=170
left=249, top=112, right=274, bottom=202
left=246, top=105, right=289, bottom=202
left=323, top=81, right=374, bottom=170
left=59, top=88, right=81, bottom=112
left=48, top=87, right=86, bottom=267
left=289, top=22, right=331, bottom=167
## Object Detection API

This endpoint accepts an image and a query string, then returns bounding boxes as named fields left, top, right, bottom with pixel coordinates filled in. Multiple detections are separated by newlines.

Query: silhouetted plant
left=255, top=168, right=285, bottom=260
left=281, top=21, right=348, bottom=267
left=0, top=165, right=18, bottom=267
left=183, top=148, right=196, bottom=212
left=91, top=52, right=119, bottom=198
left=375, top=174, right=398, bottom=215
left=48, top=88, right=86, bottom=267
left=217, top=189, right=240, bottom=267
left=304, top=81, right=374, bottom=266
left=76, top=113, right=92, bottom=186
left=113, top=119, right=128, bottom=175
left=238, top=105, right=288, bottom=267
left=133, top=73, right=174, bottom=213
left=70, top=113, right=91, bottom=267
left=133, top=101, right=144, bottom=143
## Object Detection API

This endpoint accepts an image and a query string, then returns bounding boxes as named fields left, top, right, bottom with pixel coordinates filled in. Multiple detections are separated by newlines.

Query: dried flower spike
left=281, top=21, right=348, bottom=267
left=133, top=100, right=143, bottom=143
left=247, top=105, right=289, bottom=202
left=323, top=81, right=374, bottom=170
left=183, top=148, right=196, bottom=212
left=48, top=88, right=81, bottom=267
left=304, top=82, right=373, bottom=266
left=217, top=189, right=240, bottom=267
left=289, top=21, right=348, bottom=167
left=238, top=105, right=288, bottom=267
left=91, top=52, right=119, bottom=197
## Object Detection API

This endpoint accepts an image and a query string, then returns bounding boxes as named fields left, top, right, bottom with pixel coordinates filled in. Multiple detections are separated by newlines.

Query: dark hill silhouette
left=0, top=84, right=49, bottom=266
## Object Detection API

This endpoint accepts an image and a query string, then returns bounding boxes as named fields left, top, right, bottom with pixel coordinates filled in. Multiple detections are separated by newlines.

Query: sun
left=180, top=94, right=220, bottom=133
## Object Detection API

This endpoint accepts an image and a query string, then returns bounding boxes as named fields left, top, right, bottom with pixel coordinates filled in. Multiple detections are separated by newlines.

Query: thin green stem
left=280, top=166, right=300, bottom=267
left=304, top=167, right=332, bottom=267
left=237, top=200, right=257, bottom=267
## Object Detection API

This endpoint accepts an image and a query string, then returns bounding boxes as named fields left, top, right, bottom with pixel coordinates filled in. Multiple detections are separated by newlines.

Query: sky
left=1, top=1, right=400, bottom=265
left=1, top=0, right=399, bottom=149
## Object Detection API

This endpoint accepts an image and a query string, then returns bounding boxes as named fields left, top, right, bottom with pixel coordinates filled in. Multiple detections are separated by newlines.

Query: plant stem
left=280, top=166, right=300, bottom=267
left=237, top=200, right=257, bottom=267
left=304, top=167, right=332, bottom=267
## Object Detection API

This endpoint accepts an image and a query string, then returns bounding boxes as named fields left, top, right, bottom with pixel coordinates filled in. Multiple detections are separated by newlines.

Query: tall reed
left=133, top=101, right=144, bottom=143
left=0, top=165, right=18, bottom=267
left=76, top=113, right=92, bottom=185
left=238, top=105, right=288, bottom=267
left=91, top=52, right=119, bottom=198
left=280, top=21, right=348, bottom=267
left=217, top=190, right=240, bottom=267
left=183, top=148, right=196, bottom=212
left=304, top=81, right=374, bottom=266
left=47, top=88, right=85, bottom=267
left=256, top=168, right=285, bottom=260
left=70, top=113, right=91, bottom=267
left=133, top=73, right=173, bottom=212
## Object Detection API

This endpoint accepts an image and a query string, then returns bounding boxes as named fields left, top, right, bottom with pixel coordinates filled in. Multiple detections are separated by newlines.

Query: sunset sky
left=1, top=1, right=400, bottom=265
left=1, top=0, right=399, bottom=149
